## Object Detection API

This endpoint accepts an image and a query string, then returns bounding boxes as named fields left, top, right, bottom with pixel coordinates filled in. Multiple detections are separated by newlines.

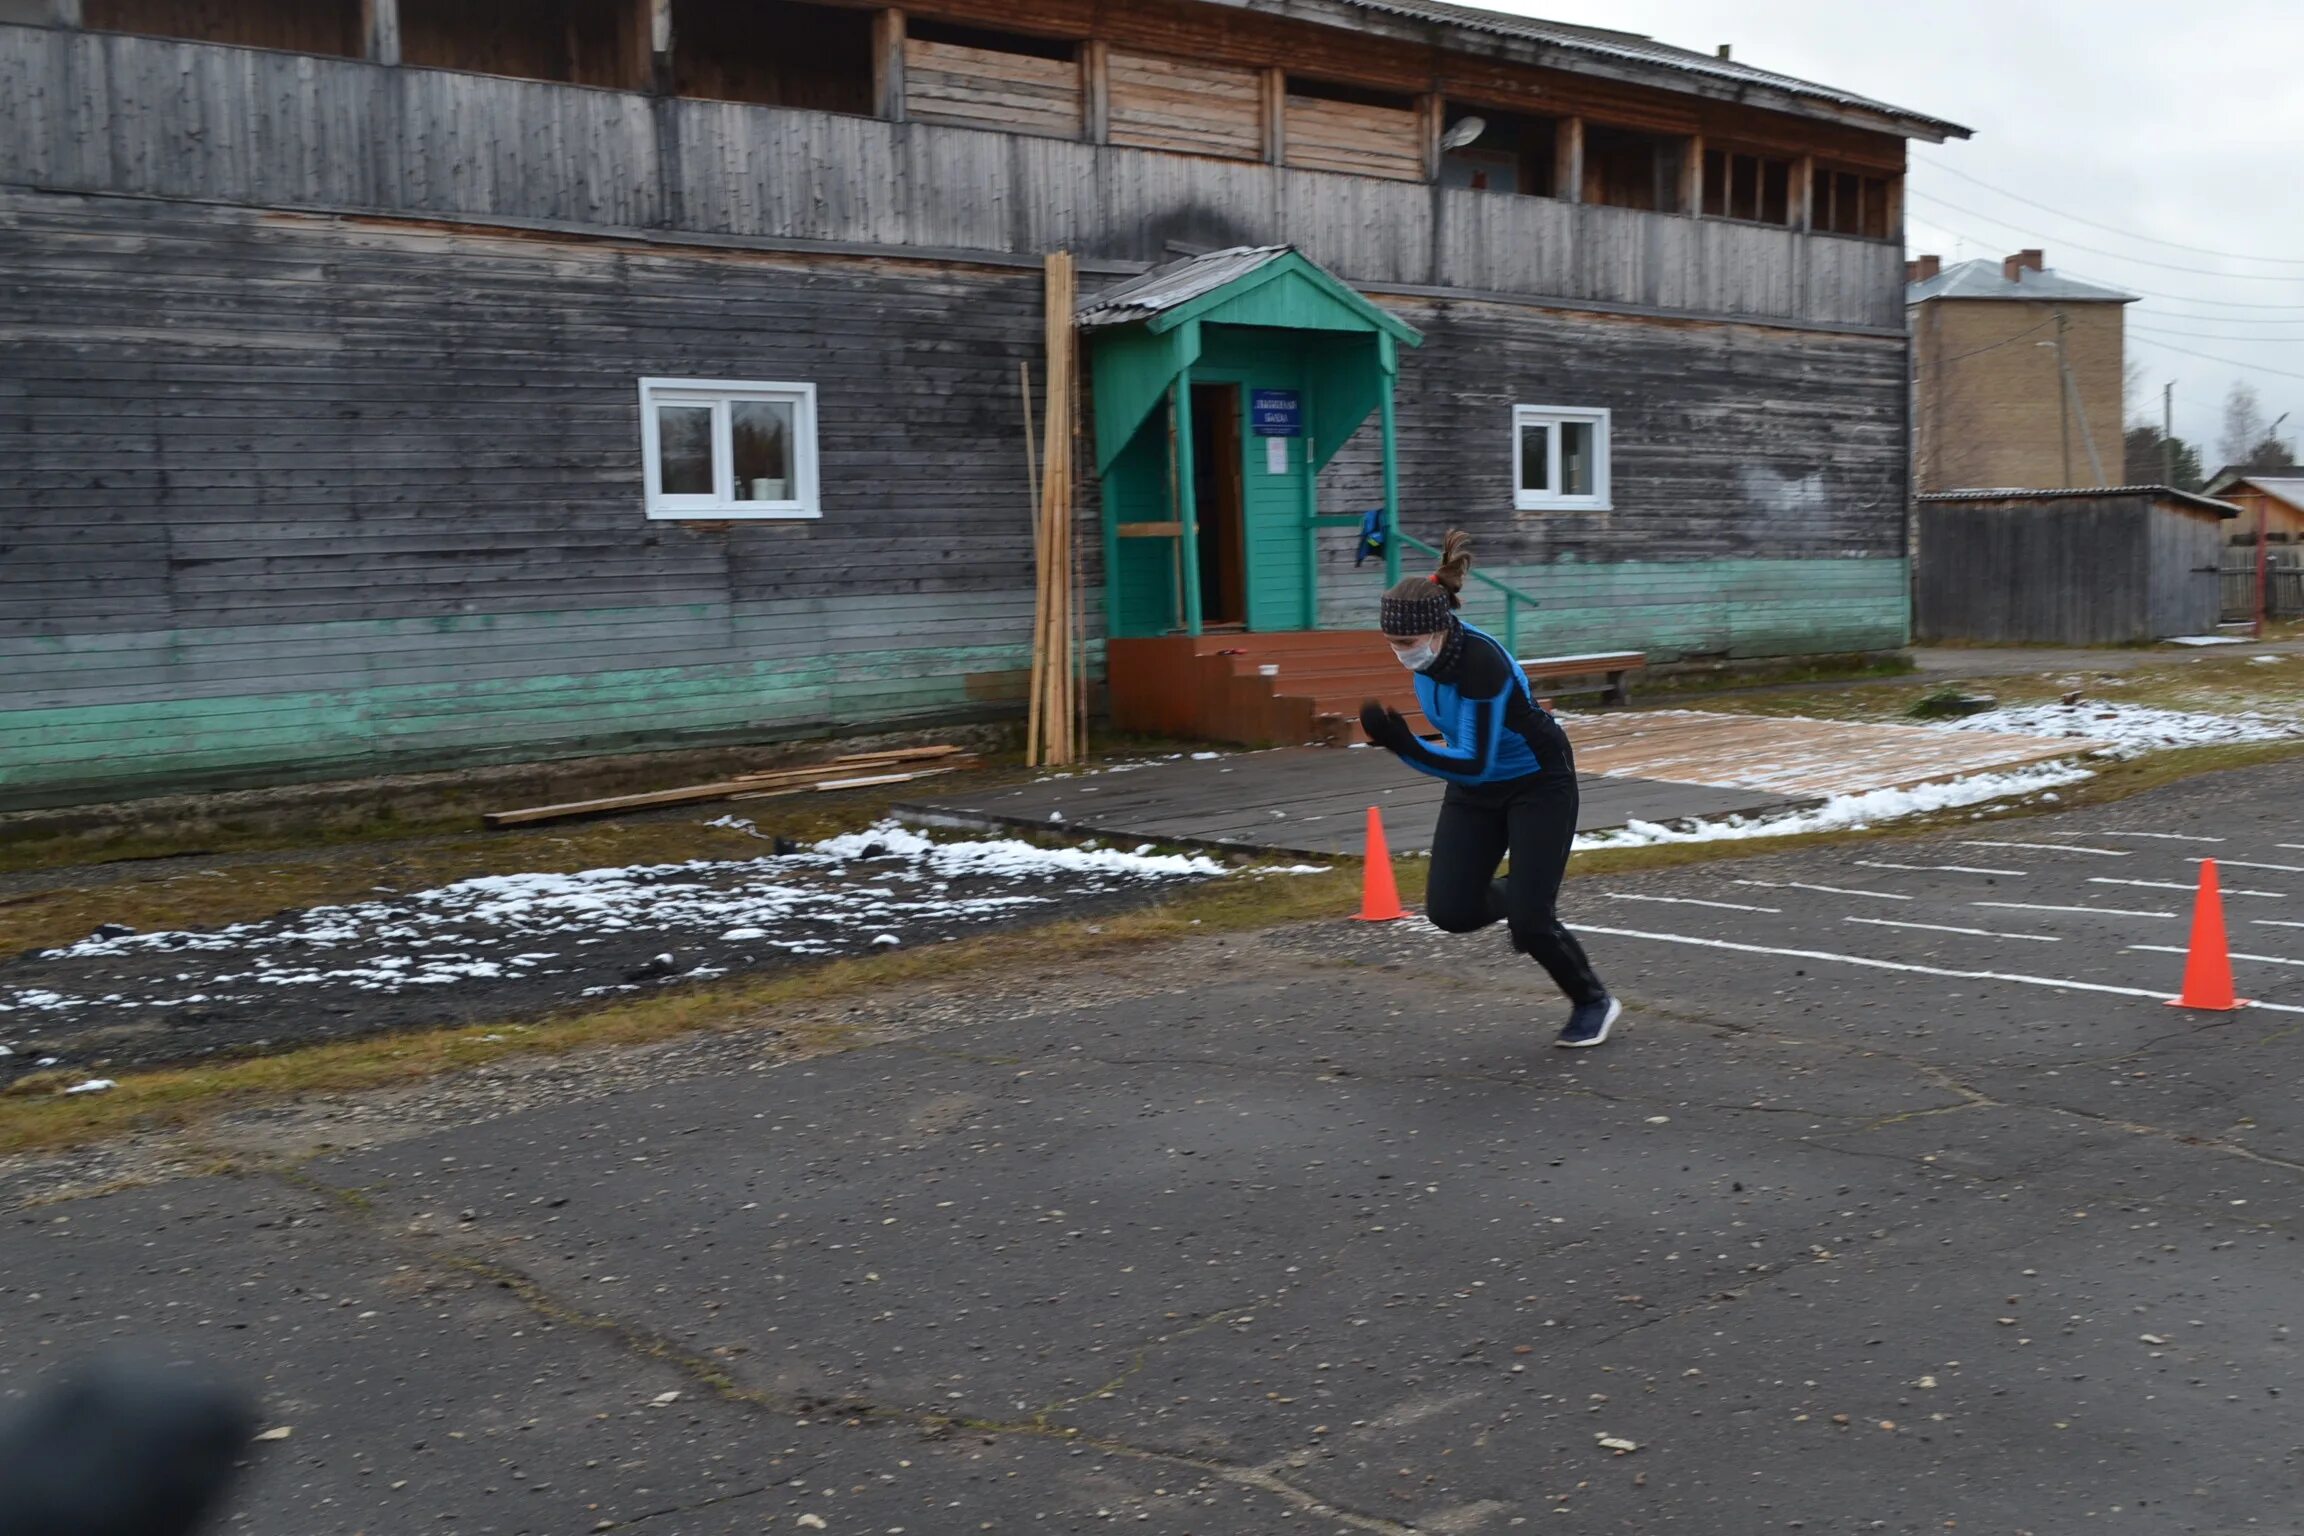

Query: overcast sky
left=1482, top=0, right=2304, bottom=467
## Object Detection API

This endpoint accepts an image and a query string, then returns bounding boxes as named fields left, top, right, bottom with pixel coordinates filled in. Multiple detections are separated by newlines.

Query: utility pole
left=2055, top=311, right=2072, bottom=485
left=2162, top=381, right=2174, bottom=487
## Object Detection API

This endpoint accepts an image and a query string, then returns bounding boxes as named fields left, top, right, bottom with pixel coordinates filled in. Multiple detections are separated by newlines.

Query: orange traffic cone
left=2167, top=858, right=2251, bottom=1011
left=1353, top=805, right=1408, bottom=922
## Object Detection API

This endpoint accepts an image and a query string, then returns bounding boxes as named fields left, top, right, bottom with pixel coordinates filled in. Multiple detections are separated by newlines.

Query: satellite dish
left=1439, top=116, right=1487, bottom=152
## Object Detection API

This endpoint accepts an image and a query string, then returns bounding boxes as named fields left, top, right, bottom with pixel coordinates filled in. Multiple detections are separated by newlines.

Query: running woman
left=1358, top=531, right=1619, bottom=1047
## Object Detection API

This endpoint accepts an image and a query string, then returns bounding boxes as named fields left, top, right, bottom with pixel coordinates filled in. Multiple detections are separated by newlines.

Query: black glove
left=1358, top=700, right=1412, bottom=752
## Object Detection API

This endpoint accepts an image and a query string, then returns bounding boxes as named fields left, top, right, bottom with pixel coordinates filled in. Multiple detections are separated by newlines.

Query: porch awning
left=1076, top=246, right=1423, bottom=474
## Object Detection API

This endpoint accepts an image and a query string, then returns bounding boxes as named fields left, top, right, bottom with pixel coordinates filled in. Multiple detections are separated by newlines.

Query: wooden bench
left=1523, top=650, right=1647, bottom=707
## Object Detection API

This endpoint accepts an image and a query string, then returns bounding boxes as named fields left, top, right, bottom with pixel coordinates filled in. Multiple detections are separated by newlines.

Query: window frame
left=638, top=377, right=822, bottom=520
left=1512, top=404, right=1612, bottom=512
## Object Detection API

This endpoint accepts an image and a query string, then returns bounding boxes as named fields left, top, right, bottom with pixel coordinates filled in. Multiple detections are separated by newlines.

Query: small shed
left=1914, top=486, right=2239, bottom=645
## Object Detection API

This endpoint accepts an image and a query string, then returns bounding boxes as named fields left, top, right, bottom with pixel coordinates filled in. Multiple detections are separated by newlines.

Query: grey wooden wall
left=0, top=189, right=1072, bottom=806
left=0, top=23, right=1906, bottom=334
left=1914, top=497, right=2224, bottom=645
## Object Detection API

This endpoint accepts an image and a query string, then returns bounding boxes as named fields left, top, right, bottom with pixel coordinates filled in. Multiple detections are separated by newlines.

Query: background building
left=0, top=0, right=1964, bottom=807
left=1907, top=250, right=2134, bottom=493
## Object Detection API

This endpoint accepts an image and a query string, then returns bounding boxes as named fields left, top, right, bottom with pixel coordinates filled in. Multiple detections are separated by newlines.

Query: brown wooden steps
left=1108, top=632, right=1430, bottom=748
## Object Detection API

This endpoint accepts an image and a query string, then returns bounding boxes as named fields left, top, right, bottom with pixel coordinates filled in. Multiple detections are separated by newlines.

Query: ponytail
left=1430, top=529, right=1473, bottom=610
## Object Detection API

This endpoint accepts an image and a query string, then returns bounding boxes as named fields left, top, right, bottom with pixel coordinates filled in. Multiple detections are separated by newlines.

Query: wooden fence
left=2221, top=559, right=2304, bottom=624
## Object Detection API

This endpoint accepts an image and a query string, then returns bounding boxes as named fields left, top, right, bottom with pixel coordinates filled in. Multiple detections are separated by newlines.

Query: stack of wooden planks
left=483, top=745, right=976, bottom=828
left=1027, top=250, right=1086, bottom=768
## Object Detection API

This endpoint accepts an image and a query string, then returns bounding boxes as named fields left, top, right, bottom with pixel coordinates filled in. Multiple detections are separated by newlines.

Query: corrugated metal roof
left=1075, top=246, right=1292, bottom=328
left=1908, top=258, right=2136, bottom=305
left=2237, top=476, right=2304, bottom=510
left=1919, top=486, right=2240, bottom=518
left=1319, top=0, right=1968, bottom=140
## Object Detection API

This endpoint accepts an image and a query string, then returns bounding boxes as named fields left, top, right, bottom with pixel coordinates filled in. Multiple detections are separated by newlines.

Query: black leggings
left=1424, top=752, right=1606, bottom=1006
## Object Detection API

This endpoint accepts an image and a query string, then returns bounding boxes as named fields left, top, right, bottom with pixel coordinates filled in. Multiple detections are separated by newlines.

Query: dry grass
left=0, top=862, right=1375, bottom=1159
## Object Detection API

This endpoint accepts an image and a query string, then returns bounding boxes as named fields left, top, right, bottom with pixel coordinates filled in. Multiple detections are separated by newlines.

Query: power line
left=2132, top=323, right=2304, bottom=345
left=1914, top=158, right=2304, bottom=267
left=2126, top=332, right=2304, bottom=386
left=1904, top=210, right=2304, bottom=312
left=1908, top=190, right=2304, bottom=282
left=1924, top=315, right=2059, bottom=365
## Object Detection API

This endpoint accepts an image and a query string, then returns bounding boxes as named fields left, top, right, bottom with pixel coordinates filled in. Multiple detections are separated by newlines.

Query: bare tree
left=2220, top=381, right=2269, bottom=469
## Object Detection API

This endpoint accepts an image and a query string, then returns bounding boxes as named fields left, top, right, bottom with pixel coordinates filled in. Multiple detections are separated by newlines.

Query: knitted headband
left=1379, top=577, right=1456, bottom=638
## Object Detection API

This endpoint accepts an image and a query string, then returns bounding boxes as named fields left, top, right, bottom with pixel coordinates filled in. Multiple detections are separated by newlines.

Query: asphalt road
left=9, top=762, right=2304, bottom=1534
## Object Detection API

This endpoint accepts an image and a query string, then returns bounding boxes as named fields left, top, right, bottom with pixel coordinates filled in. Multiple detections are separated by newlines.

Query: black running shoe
left=1556, top=996, right=1621, bottom=1049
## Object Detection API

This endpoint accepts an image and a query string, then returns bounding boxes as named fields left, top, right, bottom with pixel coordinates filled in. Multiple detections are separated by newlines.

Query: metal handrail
left=1390, top=529, right=1543, bottom=657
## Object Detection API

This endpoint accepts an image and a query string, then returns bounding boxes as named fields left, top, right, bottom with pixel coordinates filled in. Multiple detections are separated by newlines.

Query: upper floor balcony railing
left=0, top=23, right=1907, bottom=333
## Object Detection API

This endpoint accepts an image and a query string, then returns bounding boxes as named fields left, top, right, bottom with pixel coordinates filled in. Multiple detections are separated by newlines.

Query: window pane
left=1519, top=422, right=1551, bottom=492
left=731, top=399, right=795, bottom=501
left=656, top=404, right=714, bottom=496
left=1560, top=421, right=1594, bottom=497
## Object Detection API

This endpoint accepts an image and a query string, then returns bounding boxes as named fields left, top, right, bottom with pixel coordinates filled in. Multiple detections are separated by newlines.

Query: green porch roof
left=1077, top=246, right=1423, bottom=474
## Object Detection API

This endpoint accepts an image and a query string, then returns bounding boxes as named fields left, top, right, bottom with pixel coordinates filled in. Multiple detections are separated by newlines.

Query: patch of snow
left=1191, top=751, right=1224, bottom=761
left=64, top=1079, right=115, bottom=1095
left=2164, top=635, right=2247, bottom=647
left=1574, top=760, right=2096, bottom=852
left=1939, top=701, right=2303, bottom=758
left=9, top=822, right=1226, bottom=1017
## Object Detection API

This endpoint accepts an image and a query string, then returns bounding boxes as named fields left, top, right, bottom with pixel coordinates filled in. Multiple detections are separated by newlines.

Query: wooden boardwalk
left=901, top=710, right=2081, bottom=859
left=1560, top=709, right=2078, bottom=797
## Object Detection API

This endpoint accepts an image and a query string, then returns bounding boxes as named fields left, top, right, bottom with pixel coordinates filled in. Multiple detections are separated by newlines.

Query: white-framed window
left=1512, top=404, right=1611, bottom=512
left=640, top=378, right=821, bottom=519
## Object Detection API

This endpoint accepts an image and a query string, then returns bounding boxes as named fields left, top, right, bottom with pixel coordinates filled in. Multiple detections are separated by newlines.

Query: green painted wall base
left=1321, top=555, right=1912, bottom=661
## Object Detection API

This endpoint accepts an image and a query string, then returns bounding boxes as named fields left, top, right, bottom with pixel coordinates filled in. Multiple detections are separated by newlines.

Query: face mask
left=1393, top=637, right=1441, bottom=672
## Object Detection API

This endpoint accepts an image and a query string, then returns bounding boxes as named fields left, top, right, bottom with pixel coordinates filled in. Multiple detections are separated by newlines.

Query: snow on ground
left=1573, top=759, right=2097, bottom=852
left=1, top=825, right=1229, bottom=1023
left=1939, top=700, right=2304, bottom=758
left=2164, top=635, right=2249, bottom=647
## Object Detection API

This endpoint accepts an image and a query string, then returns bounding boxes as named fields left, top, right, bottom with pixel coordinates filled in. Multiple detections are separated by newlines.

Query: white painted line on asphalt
left=2085, top=831, right=2225, bottom=843
left=1960, top=840, right=2130, bottom=857
left=1567, top=924, right=2304, bottom=1013
left=2131, top=945, right=2304, bottom=969
left=1604, top=893, right=1782, bottom=914
left=1973, top=901, right=2177, bottom=919
left=2189, top=857, right=2304, bottom=874
left=1856, top=860, right=2027, bottom=877
left=2253, top=919, right=2304, bottom=930
left=1848, top=917, right=2061, bottom=943
left=2091, top=877, right=2284, bottom=898
left=1732, top=880, right=1911, bottom=901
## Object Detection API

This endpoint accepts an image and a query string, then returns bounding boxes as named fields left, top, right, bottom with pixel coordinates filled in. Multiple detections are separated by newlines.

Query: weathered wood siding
left=903, top=37, right=1082, bottom=139
left=1312, top=292, right=1912, bottom=659
left=0, top=189, right=1095, bottom=807
left=1282, top=93, right=1423, bottom=182
left=0, top=24, right=1906, bottom=331
left=1104, top=49, right=1261, bottom=160
left=1913, top=495, right=2224, bottom=645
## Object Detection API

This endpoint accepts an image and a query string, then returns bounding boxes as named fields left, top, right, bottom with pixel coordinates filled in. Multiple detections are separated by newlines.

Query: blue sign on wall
left=1251, top=389, right=1303, bottom=437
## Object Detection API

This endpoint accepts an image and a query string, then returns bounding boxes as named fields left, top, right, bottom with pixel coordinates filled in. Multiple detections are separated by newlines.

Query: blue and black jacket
left=1392, top=621, right=1570, bottom=786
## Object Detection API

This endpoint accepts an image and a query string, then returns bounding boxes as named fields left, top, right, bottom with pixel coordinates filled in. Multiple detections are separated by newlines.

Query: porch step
left=1109, top=631, right=1429, bottom=747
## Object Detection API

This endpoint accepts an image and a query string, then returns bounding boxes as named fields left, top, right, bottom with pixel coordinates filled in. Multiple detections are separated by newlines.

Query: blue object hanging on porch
left=1355, top=508, right=1387, bottom=567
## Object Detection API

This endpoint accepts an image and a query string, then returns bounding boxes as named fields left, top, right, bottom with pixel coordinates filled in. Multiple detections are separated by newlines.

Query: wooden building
left=0, top=0, right=1965, bottom=807
left=2202, top=471, right=2304, bottom=548
left=1913, top=488, right=2236, bottom=646
left=1907, top=251, right=2135, bottom=494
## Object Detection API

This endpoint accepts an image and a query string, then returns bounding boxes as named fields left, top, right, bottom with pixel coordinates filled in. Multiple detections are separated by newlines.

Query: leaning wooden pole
left=1021, top=360, right=1045, bottom=765
left=1033, top=250, right=1079, bottom=767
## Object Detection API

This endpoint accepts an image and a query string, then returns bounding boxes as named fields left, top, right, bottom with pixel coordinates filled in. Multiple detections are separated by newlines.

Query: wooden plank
left=360, top=0, right=401, bottom=66
left=1107, top=49, right=1261, bottom=160
left=905, top=37, right=1083, bottom=139
left=1555, top=115, right=1584, bottom=203
left=1283, top=94, right=1424, bottom=181
left=1115, top=520, right=1181, bottom=537
left=874, top=7, right=905, bottom=122
left=1081, top=37, right=1108, bottom=143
